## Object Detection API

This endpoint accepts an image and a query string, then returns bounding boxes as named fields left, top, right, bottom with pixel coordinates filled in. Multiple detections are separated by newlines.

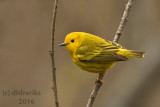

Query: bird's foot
left=95, top=78, right=104, bottom=84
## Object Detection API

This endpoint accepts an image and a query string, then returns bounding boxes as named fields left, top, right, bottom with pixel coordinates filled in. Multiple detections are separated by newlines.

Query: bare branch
left=113, top=0, right=133, bottom=43
left=86, top=73, right=104, bottom=107
left=49, top=0, right=59, bottom=107
left=86, top=0, right=134, bottom=107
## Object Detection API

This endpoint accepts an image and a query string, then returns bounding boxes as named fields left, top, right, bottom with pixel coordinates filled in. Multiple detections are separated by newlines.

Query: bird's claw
left=95, top=78, right=104, bottom=84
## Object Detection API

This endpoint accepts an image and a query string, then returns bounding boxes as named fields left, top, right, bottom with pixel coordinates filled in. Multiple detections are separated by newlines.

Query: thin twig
left=49, top=0, right=59, bottom=107
left=86, top=73, right=104, bottom=107
left=86, top=0, right=134, bottom=107
left=113, top=0, right=133, bottom=43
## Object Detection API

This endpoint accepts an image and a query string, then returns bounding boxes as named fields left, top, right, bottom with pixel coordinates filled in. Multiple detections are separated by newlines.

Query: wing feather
left=75, top=41, right=127, bottom=63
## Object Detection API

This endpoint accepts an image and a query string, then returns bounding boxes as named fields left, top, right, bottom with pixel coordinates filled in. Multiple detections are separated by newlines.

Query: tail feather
left=116, top=49, right=145, bottom=58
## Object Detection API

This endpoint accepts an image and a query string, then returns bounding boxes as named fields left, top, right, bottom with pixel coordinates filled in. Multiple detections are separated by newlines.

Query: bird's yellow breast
left=72, top=54, right=115, bottom=73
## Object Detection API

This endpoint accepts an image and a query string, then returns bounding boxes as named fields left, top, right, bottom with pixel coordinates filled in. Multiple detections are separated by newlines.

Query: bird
left=59, top=32, right=145, bottom=74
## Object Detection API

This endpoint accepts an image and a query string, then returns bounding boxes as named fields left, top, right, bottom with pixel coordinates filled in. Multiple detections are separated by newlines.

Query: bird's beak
left=59, top=43, right=68, bottom=46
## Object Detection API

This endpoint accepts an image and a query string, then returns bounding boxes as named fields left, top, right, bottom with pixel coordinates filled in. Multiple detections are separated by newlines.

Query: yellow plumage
left=59, top=32, right=145, bottom=73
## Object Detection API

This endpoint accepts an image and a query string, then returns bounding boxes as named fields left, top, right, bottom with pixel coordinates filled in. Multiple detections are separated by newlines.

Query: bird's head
left=59, top=32, right=81, bottom=55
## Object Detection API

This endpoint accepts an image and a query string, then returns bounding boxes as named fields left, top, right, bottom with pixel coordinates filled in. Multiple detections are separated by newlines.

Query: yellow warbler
left=59, top=32, right=145, bottom=73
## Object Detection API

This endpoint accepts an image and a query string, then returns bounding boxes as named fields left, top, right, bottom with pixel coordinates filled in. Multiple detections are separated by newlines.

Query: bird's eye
left=71, top=39, right=74, bottom=43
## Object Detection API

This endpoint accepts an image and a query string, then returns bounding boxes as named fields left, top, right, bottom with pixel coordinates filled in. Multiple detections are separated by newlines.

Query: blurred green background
left=0, top=0, right=160, bottom=107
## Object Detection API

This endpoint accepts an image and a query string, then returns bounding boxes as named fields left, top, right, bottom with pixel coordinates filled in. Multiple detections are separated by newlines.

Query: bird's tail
left=116, top=49, right=145, bottom=58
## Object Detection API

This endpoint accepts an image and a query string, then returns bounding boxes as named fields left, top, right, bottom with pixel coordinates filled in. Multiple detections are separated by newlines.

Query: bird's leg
left=95, top=73, right=104, bottom=84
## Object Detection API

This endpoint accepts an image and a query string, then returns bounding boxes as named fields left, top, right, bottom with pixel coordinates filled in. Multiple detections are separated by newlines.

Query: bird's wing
left=76, top=42, right=128, bottom=63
